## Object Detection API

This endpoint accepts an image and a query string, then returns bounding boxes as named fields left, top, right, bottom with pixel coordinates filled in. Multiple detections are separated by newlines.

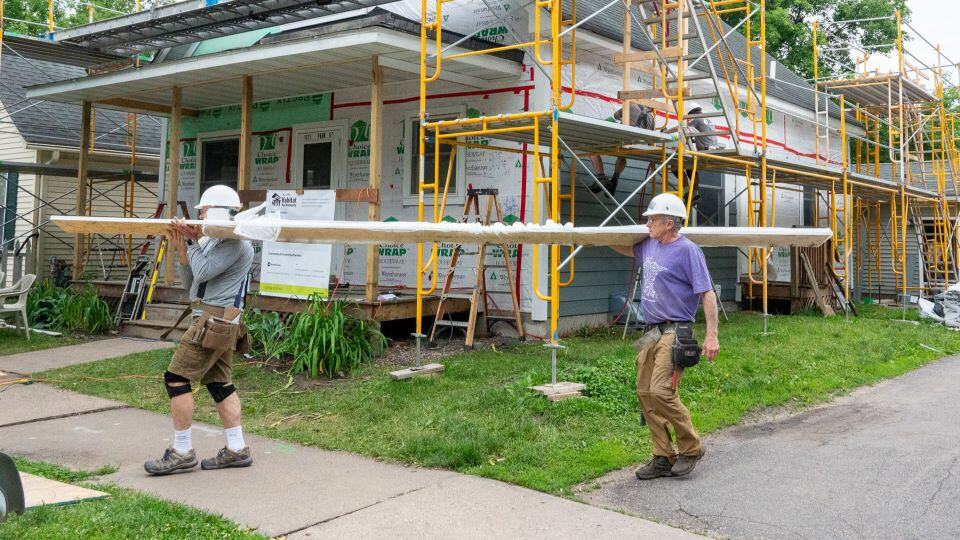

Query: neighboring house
left=0, top=37, right=161, bottom=282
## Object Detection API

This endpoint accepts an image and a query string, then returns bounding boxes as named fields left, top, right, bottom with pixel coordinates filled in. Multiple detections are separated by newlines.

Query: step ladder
left=430, top=188, right=524, bottom=347
left=114, top=201, right=190, bottom=325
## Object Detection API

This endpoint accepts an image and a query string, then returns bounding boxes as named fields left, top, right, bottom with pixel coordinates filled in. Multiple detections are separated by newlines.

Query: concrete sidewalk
left=0, top=337, right=174, bottom=374
left=0, top=338, right=695, bottom=538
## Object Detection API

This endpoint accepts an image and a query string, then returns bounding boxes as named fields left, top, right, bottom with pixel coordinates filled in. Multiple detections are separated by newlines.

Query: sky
left=864, top=0, right=960, bottom=86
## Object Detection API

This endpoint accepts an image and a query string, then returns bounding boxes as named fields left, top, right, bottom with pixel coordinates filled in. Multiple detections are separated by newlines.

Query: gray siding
left=856, top=205, right=920, bottom=299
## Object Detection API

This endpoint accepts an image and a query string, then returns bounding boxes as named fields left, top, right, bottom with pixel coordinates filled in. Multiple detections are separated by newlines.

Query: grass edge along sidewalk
left=0, top=330, right=84, bottom=357
left=36, top=306, right=960, bottom=495
left=0, top=457, right=264, bottom=539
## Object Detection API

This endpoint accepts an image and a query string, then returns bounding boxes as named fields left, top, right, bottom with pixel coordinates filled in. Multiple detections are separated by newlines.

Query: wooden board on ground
left=53, top=216, right=833, bottom=250
left=20, top=472, right=109, bottom=508
left=529, top=381, right=587, bottom=401
left=800, top=252, right=835, bottom=316
left=390, top=363, right=444, bottom=380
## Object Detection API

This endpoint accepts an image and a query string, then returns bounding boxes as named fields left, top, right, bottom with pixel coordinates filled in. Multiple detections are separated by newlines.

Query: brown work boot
left=201, top=446, right=253, bottom=470
left=635, top=456, right=674, bottom=480
left=671, top=448, right=706, bottom=477
left=144, top=447, right=197, bottom=476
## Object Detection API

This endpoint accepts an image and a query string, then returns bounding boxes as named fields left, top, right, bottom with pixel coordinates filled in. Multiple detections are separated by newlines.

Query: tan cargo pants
left=635, top=328, right=703, bottom=458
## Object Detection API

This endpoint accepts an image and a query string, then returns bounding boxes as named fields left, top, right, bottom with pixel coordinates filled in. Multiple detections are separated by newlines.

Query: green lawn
left=0, top=328, right=84, bottom=357
left=38, top=306, right=960, bottom=494
left=0, top=458, right=264, bottom=539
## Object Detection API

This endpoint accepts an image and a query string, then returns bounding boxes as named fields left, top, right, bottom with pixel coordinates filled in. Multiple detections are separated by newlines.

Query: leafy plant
left=27, top=279, right=70, bottom=330
left=243, top=308, right=289, bottom=361
left=61, top=285, right=113, bottom=334
left=287, top=295, right=386, bottom=378
left=26, top=280, right=112, bottom=334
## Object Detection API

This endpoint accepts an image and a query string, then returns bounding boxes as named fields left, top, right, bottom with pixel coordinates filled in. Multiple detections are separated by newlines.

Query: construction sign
left=259, top=190, right=336, bottom=299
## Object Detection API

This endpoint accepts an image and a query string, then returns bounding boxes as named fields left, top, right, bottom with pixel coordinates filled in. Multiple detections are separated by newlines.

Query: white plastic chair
left=0, top=274, right=36, bottom=339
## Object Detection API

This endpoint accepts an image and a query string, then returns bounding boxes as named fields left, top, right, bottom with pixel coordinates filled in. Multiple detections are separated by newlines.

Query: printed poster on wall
left=259, top=190, right=336, bottom=299
left=250, top=129, right=291, bottom=188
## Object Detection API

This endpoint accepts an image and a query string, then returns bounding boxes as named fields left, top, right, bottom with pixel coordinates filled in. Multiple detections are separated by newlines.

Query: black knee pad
left=164, top=371, right=192, bottom=398
left=206, top=382, right=236, bottom=403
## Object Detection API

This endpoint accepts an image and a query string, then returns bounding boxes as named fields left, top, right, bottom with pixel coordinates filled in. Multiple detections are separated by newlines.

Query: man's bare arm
left=610, top=245, right=634, bottom=257
left=701, top=290, right=719, bottom=360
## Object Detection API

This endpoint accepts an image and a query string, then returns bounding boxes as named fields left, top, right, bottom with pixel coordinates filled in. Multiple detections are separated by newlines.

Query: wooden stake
left=238, top=75, right=253, bottom=194
left=164, top=86, right=182, bottom=285
left=365, top=57, right=384, bottom=303
left=73, top=100, right=92, bottom=277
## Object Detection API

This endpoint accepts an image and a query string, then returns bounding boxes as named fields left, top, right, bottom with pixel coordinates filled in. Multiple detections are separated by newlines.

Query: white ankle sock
left=225, top=426, right=245, bottom=452
left=173, top=428, right=192, bottom=453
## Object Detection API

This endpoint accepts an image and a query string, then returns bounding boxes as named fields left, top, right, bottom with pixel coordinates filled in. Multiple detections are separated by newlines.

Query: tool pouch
left=672, top=324, right=702, bottom=369
left=235, top=323, right=251, bottom=355
left=197, top=316, right=240, bottom=352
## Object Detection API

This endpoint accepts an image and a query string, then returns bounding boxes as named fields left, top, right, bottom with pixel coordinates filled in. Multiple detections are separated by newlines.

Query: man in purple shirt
left=611, top=193, right=720, bottom=479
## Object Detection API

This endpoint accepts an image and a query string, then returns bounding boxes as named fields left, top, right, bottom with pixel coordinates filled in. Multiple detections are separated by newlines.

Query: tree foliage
left=0, top=0, right=162, bottom=37
left=722, top=0, right=910, bottom=81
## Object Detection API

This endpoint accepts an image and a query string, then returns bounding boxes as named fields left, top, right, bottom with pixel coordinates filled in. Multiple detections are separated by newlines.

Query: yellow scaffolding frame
left=415, top=0, right=960, bottom=356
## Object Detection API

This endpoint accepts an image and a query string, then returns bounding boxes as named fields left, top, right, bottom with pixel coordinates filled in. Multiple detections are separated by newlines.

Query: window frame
left=196, top=130, right=241, bottom=200
left=403, top=107, right=466, bottom=207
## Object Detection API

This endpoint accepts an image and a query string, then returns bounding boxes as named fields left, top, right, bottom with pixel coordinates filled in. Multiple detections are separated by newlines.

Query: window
left=406, top=113, right=463, bottom=204
left=802, top=187, right=815, bottom=226
left=200, top=138, right=239, bottom=194
left=694, top=172, right=725, bottom=226
left=301, top=141, right=333, bottom=189
left=1, top=172, right=16, bottom=250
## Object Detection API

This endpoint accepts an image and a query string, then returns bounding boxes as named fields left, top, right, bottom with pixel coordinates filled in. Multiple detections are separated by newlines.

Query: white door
left=290, top=124, right=348, bottom=282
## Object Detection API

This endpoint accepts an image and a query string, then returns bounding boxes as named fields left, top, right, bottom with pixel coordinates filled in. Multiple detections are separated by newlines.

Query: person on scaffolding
left=683, top=105, right=723, bottom=151
left=144, top=185, right=256, bottom=476
left=610, top=192, right=720, bottom=480
left=590, top=102, right=657, bottom=195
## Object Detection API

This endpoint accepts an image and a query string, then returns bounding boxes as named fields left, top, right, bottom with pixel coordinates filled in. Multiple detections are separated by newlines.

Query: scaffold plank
left=432, top=111, right=676, bottom=154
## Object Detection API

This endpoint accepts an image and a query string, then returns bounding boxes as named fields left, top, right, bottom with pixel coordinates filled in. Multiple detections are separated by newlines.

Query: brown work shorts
left=167, top=305, right=234, bottom=385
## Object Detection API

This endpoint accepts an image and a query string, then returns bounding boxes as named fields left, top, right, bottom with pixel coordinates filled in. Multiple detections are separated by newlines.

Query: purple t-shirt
left=633, top=236, right=713, bottom=323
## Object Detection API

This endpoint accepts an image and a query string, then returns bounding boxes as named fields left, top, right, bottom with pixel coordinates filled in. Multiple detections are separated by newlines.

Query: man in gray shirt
left=686, top=106, right=721, bottom=151
left=145, top=185, right=256, bottom=476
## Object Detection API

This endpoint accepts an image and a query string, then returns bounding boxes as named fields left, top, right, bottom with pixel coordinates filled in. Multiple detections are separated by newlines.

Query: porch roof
left=26, top=13, right=522, bottom=113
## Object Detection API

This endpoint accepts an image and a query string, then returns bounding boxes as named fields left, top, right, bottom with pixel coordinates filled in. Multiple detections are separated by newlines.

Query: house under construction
left=16, top=0, right=960, bottom=343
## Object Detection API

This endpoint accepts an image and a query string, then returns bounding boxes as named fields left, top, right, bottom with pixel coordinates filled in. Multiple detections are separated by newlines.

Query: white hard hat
left=643, top=193, right=688, bottom=219
left=195, top=184, right=242, bottom=210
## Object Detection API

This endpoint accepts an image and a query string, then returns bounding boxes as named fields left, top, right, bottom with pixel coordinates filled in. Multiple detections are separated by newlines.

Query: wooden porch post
left=238, top=75, right=253, bottom=195
left=73, top=100, right=92, bottom=277
left=365, top=57, right=384, bottom=303
left=164, top=86, right=182, bottom=285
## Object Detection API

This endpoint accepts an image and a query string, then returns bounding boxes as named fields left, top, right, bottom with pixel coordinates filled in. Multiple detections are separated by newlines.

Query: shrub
left=26, top=279, right=70, bottom=329
left=287, top=295, right=386, bottom=378
left=243, top=308, right=289, bottom=361
left=26, top=280, right=112, bottom=334
left=61, top=285, right=113, bottom=334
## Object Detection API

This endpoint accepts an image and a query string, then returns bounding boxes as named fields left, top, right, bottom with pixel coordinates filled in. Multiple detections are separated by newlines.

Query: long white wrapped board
left=52, top=216, right=832, bottom=249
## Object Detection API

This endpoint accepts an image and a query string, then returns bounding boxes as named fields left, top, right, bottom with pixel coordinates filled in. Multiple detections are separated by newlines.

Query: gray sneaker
left=201, top=447, right=253, bottom=470
left=671, top=448, right=706, bottom=477
left=635, top=456, right=674, bottom=480
left=144, top=447, right=197, bottom=476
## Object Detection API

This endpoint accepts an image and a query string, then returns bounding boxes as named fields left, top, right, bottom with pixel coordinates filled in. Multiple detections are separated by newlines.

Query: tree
left=1, top=0, right=152, bottom=37
left=721, top=0, right=910, bottom=81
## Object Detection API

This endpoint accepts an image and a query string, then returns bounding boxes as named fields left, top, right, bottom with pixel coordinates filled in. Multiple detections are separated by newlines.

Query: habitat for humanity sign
left=259, top=190, right=335, bottom=299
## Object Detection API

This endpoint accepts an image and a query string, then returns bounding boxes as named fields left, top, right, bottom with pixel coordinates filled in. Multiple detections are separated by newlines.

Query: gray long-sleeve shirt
left=179, top=237, right=254, bottom=309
